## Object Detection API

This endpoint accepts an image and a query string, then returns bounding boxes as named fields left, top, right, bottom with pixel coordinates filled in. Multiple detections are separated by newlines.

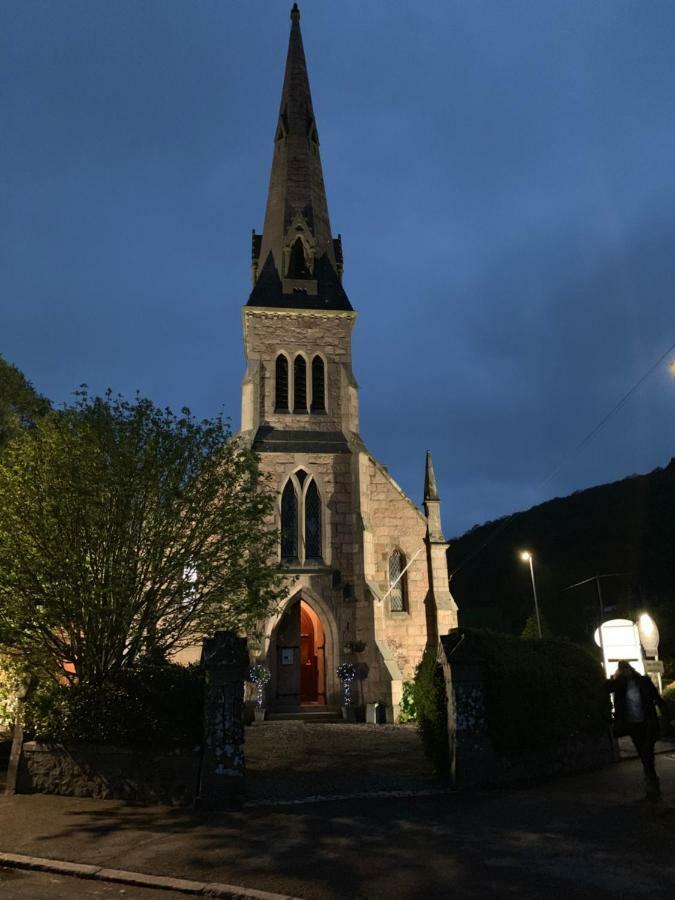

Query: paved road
left=2, top=754, right=675, bottom=899
left=0, top=866, right=183, bottom=899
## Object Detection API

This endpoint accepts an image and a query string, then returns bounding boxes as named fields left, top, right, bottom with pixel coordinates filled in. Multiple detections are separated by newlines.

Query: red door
left=300, top=605, right=318, bottom=702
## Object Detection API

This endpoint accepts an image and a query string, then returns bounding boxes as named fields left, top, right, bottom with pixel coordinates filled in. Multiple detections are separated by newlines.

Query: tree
left=520, top=612, right=552, bottom=640
left=0, top=355, right=51, bottom=448
left=0, top=389, right=285, bottom=685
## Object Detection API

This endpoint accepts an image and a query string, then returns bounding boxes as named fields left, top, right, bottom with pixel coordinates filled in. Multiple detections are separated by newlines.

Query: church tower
left=241, top=5, right=457, bottom=718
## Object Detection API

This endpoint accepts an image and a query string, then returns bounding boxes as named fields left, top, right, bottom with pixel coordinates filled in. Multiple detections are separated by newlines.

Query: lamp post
left=520, top=550, right=542, bottom=639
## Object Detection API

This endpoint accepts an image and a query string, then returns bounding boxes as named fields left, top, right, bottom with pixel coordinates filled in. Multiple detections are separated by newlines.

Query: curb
left=0, top=851, right=301, bottom=899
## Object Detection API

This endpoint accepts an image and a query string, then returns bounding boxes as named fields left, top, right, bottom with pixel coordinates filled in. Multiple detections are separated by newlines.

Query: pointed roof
left=248, top=5, right=352, bottom=311
left=424, top=450, right=440, bottom=502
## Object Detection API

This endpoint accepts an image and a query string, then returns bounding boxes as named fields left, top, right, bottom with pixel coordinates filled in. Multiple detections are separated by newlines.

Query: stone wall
left=18, top=742, right=200, bottom=804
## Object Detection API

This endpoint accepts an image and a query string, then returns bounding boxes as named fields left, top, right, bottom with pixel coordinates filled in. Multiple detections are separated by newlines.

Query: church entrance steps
left=266, top=706, right=342, bottom=723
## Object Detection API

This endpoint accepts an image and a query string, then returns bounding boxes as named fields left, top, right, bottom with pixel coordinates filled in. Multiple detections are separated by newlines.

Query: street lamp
left=519, top=550, right=542, bottom=639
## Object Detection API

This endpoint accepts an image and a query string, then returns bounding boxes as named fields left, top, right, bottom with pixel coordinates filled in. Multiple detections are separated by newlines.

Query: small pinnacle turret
left=248, top=5, right=351, bottom=311
left=424, top=450, right=439, bottom=502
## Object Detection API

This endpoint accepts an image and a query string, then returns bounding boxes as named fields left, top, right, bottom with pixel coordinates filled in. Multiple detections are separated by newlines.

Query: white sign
left=593, top=618, right=645, bottom=678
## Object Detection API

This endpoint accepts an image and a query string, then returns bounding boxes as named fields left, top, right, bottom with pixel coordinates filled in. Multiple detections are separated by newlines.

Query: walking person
left=607, top=660, right=668, bottom=799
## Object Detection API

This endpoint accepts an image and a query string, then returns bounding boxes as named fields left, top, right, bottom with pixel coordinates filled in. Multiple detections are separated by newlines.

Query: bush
left=398, top=680, right=416, bottom=723
left=413, top=648, right=449, bottom=776
left=662, top=683, right=675, bottom=737
left=461, top=629, right=610, bottom=754
left=25, top=661, right=204, bottom=749
left=0, top=653, right=24, bottom=732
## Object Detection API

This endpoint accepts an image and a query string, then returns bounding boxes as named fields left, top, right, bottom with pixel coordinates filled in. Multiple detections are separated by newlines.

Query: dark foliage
left=413, top=648, right=450, bottom=776
left=461, top=629, right=610, bottom=754
left=25, top=661, right=204, bottom=748
left=662, top=683, right=675, bottom=737
left=448, top=461, right=675, bottom=664
left=0, top=355, right=51, bottom=448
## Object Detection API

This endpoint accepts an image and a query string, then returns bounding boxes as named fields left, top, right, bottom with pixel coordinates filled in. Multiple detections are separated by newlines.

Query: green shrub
left=413, top=648, right=450, bottom=776
left=398, top=680, right=416, bottom=723
left=25, top=661, right=204, bottom=749
left=462, top=629, right=610, bottom=754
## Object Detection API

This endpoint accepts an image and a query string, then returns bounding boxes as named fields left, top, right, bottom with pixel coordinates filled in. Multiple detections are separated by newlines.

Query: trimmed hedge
left=461, top=629, right=611, bottom=754
left=662, top=683, right=675, bottom=737
left=25, top=662, right=204, bottom=749
left=413, top=648, right=450, bottom=776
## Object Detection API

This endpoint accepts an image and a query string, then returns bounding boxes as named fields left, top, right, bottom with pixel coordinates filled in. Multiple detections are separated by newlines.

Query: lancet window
left=280, top=470, right=323, bottom=564
left=388, top=549, right=407, bottom=612
left=311, top=355, right=326, bottom=412
left=275, top=354, right=289, bottom=412
left=294, top=355, right=307, bottom=413
left=305, top=480, right=322, bottom=560
left=280, top=480, right=298, bottom=560
left=288, top=237, right=311, bottom=278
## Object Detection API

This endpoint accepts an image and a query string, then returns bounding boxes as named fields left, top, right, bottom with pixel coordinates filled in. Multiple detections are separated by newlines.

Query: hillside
left=448, top=459, right=675, bottom=659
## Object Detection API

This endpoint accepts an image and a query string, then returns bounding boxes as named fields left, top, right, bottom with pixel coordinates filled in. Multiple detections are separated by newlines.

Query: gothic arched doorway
left=272, top=598, right=327, bottom=708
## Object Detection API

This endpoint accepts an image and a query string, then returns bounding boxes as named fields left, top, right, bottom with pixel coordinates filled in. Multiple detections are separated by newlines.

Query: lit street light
left=519, top=550, right=542, bottom=639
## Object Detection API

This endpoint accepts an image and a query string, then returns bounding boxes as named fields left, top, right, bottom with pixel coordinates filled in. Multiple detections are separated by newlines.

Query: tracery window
left=280, top=470, right=323, bottom=564
left=311, top=355, right=326, bottom=412
left=275, top=354, right=289, bottom=412
left=389, top=549, right=407, bottom=612
left=281, top=480, right=298, bottom=560
left=294, top=355, right=307, bottom=413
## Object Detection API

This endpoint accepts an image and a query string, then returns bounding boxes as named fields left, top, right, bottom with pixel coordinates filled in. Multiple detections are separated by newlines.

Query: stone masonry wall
left=19, top=742, right=199, bottom=805
left=358, top=454, right=432, bottom=708
left=242, top=309, right=358, bottom=436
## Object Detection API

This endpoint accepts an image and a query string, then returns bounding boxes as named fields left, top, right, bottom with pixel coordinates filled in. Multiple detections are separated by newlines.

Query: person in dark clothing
left=607, top=660, right=668, bottom=798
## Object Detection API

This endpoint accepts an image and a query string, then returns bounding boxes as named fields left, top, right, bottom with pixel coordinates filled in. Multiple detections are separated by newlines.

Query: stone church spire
left=248, top=4, right=351, bottom=311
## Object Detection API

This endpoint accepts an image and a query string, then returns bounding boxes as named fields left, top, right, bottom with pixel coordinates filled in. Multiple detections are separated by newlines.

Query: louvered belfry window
left=281, top=480, right=298, bottom=560
left=275, top=354, right=289, bottom=412
left=389, top=549, right=406, bottom=612
left=305, top=480, right=322, bottom=560
left=311, top=355, right=326, bottom=412
left=294, top=355, right=307, bottom=412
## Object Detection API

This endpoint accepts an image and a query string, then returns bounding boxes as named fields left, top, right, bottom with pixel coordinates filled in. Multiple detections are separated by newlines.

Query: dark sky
left=2, top=0, right=674, bottom=537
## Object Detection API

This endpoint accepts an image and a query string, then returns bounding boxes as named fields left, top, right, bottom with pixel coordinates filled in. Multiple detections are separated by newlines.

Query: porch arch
left=265, top=586, right=340, bottom=708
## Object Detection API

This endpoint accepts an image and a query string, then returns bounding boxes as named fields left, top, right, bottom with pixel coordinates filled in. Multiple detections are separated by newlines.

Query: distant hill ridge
left=447, top=459, right=675, bottom=656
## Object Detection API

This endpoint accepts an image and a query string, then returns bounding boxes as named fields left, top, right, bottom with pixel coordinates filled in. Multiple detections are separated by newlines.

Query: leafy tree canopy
left=0, top=389, right=285, bottom=685
left=0, top=355, right=51, bottom=448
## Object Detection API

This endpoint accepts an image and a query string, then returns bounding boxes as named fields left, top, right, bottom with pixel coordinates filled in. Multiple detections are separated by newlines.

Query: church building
left=241, top=5, right=458, bottom=719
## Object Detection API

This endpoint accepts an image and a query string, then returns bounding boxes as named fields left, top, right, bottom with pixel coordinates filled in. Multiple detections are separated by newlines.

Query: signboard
left=594, top=619, right=645, bottom=678
left=281, top=648, right=294, bottom=666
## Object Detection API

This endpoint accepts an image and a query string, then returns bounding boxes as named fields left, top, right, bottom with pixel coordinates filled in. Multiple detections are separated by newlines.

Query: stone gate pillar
left=197, top=630, right=248, bottom=808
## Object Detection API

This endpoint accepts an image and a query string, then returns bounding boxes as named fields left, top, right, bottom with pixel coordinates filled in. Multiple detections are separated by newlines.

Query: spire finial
left=424, top=450, right=439, bottom=502
left=291, top=3, right=300, bottom=23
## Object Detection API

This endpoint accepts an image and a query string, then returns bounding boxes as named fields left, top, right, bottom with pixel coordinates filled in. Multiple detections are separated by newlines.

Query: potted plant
left=248, top=664, right=271, bottom=722
left=337, top=662, right=357, bottom=721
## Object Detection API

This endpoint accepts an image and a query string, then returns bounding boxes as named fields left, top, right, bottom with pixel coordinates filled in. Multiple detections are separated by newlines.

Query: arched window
left=281, top=480, right=298, bottom=560
left=294, top=355, right=307, bottom=413
left=311, top=355, right=326, bottom=412
left=275, top=354, right=289, bottom=412
left=305, top=480, right=322, bottom=560
left=288, top=238, right=310, bottom=277
left=389, top=549, right=407, bottom=612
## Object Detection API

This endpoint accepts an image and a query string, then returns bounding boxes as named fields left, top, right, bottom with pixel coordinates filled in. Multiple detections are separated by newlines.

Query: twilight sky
left=2, top=0, right=674, bottom=537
